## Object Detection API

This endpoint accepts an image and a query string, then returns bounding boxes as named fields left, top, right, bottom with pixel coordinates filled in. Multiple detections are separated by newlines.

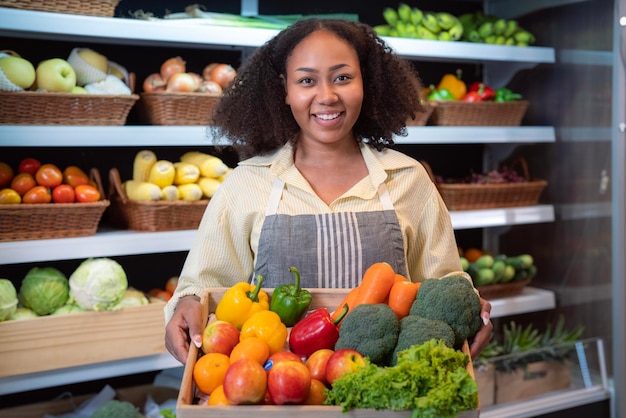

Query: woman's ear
left=279, top=74, right=290, bottom=105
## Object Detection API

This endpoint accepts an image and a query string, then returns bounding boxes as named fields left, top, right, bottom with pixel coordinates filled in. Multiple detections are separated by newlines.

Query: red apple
left=201, top=320, right=240, bottom=356
left=267, top=360, right=311, bottom=405
left=222, top=358, right=267, bottom=405
left=305, top=348, right=334, bottom=386
left=325, top=348, right=366, bottom=386
left=266, top=350, right=303, bottom=371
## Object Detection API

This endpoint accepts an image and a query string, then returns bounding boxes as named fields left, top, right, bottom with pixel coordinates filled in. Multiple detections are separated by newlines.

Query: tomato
left=35, top=163, right=63, bottom=188
left=0, top=188, right=21, bottom=204
left=52, top=184, right=76, bottom=203
left=18, top=158, right=41, bottom=176
left=63, top=165, right=89, bottom=188
left=22, top=185, right=51, bottom=204
left=0, top=162, right=14, bottom=188
left=165, top=276, right=179, bottom=295
left=10, top=172, right=37, bottom=196
left=74, top=184, right=101, bottom=202
left=148, top=288, right=171, bottom=301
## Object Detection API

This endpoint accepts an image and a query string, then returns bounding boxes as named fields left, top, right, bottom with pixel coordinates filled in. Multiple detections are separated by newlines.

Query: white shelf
left=0, top=206, right=554, bottom=264
left=490, top=286, right=556, bottom=317
left=0, top=125, right=556, bottom=147
left=0, top=353, right=182, bottom=396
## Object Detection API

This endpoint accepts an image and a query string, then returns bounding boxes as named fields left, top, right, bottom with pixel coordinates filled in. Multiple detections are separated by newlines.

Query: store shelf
left=0, top=205, right=554, bottom=264
left=0, top=125, right=556, bottom=147
left=490, top=286, right=556, bottom=317
left=0, top=352, right=181, bottom=396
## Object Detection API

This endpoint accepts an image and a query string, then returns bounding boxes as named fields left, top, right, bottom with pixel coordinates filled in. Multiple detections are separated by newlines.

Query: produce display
left=374, top=3, right=536, bottom=46
left=427, top=70, right=523, bottom=103
left=142, top=56, right=236, bottom=95
left=0, top=47, right=133, bottom=94
left=123, top=150, right=231, bottom=201
left=0, top=257, right=151, bottom=322
left=460, top=247, right=537, bottom=288
left=0, top=158, right=101, bottom=204
left=191, top=262, right=479, bottom=415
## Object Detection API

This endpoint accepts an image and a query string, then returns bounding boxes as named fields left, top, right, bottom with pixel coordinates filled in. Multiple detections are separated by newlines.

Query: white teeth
left=316, top=113, right=340, bottom=120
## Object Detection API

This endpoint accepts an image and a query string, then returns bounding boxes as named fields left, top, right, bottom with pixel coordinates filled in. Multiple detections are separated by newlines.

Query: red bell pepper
left=288, top=304, right=348, bottom=357
left=467, top=82, right=496, bottom=101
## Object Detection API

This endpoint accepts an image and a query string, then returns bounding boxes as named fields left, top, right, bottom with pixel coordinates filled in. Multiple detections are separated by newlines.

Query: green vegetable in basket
left=427, top=85, right=455, bottom=101
left=494, top=87, right=522, bottom=102
left=69, top=258, right=128, bottom=311
left=0, top=278, right=18, bottom=321
left=18, top=267, right=69, bottom=316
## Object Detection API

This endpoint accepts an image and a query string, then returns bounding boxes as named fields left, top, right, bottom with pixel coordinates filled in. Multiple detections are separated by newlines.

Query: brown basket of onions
left=137, top=57, right=236, bottom=126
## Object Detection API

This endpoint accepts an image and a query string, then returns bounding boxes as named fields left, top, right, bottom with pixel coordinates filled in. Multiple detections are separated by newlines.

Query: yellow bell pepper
left=239, top=310, right=288, bottom=354
left=214, top=276, right=269, bottom=330
left=436, top=69, right=467, bottom=100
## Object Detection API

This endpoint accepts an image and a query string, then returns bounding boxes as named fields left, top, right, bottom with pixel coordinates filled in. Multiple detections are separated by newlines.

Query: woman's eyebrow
left=295, top=63, right=350, bottom=73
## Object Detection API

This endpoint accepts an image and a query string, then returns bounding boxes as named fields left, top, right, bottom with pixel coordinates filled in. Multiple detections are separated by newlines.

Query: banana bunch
left=461, top=253, right=537, bottom=288
left=374, top=3, right=464, bottom=42
left=458, top=11, right=536, bottom=46
left=124, top=150, right=232, bottom=201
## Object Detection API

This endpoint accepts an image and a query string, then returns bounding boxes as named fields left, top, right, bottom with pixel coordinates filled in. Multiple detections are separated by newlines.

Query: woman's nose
left=316, top=82, right=338, bottom=104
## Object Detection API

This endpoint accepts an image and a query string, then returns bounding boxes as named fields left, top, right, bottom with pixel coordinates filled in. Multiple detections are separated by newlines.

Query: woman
left=165, top=18, right=492, bottom=363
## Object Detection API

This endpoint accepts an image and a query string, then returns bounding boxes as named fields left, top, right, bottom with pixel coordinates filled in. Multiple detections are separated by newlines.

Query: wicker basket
left=477, top=278, right=532, bottom=300
left=0, top=0, right=119, bottom=17
left=0, top=168, right=109, bottom=242
left=107, top=168, right=209, bottom=232
left=405, top=101, right=437, bottom=126
left=423, top=158, right=548, bottom=210
left=138, top=92, right=221, bottom=126
left=429, top=100, right=529, bottom=126
left=0, top=91, right=139, bottom=125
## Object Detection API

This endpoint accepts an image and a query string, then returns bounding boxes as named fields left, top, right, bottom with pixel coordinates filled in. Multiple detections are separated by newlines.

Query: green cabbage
left=18, top=267, right=69, bottom=315
left=9, top=307, right=38, bottom=320
left=52, top=303, right=86, bottom=315
left=69, top=258, right=128, bottom=311
left=0, top=278, right=18, bottom=321
left=111, top=288, right=149, bottom=310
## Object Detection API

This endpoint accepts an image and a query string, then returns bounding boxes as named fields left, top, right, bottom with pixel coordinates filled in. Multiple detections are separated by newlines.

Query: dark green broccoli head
left=90, top=400, right=142, bottom=418
left=409, top=276, right=482, bottom=347
left=335, top=303, right=400, bottom=366
left=391, top=315, right=456, bottom=365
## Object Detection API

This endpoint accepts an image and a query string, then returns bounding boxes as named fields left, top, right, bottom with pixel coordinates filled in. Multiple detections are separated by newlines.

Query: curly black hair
left=211, top=18, right=424, bottom=159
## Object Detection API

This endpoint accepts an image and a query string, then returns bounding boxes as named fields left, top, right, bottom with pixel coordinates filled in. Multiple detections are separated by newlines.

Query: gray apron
left=253, top=178, right=408, bottom=288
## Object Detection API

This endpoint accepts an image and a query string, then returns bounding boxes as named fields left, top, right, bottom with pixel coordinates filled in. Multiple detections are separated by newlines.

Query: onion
left=202, top=63, right=219, bottom=81
left=166, top=72, right=199, bottom=92
left=160, top=56, right=186, bottom=81
left=143, top=72, right=166, bottom=93
left=188, top=72, right=203, bottom=88
left=209, top=63, right=237, bottom=88
left=197, top=80, right=223, bottom=96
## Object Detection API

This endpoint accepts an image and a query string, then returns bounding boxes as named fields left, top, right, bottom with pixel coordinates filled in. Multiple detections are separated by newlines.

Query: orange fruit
left=207, top=385, right=232, bottom=406
left=464, top=247, right=483, bottom=263
left=0, top=162, right=14, bottom=188
left=193, top=352, right=230, bottom=395
left=229, top=336, right=270, bottom=365
left=304, top=378, right=327, bottom=405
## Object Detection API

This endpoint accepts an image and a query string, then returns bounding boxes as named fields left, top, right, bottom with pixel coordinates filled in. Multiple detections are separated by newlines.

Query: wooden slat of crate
left=176, top=288, right=479, bottom=418
left=0, top=299, right=167, bottom=377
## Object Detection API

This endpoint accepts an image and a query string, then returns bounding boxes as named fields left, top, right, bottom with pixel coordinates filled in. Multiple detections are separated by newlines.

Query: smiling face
left=283, top=29, right=363, bottom=148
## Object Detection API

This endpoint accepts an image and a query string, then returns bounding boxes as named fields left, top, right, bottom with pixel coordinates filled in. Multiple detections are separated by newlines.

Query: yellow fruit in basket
left=148, top=160, right=175, bottom=188
left=77, top=48, right=109, bottom=73
left=0, top=56, right=36, bottom=90
left=173, top=162, right=200, bottom=185
left=133, top=150, right=157, bottom=182
left=162, top=184, right=180, bottom=201
left=123, top=180, right=162, bottom=201
left=198, top=177, right=221, bottom=199
left=180, top=151, right=228, bottom=178
left=217, top=168, right=233, bottom=183
left=177, top=183, right=203, bottom=201
left=0, top=188, right=21, bottom=204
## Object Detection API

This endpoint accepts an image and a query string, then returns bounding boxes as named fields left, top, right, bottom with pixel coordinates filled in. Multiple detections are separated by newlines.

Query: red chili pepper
left=288, top=304, right=348, bottom=357
left=468, top=82, right=496, bottom=101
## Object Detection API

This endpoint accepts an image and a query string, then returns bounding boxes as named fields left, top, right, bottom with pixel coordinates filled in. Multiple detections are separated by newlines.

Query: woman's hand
left=469, top=296, right=493, bottom=359
left=165, top=294, right=203, bottom=364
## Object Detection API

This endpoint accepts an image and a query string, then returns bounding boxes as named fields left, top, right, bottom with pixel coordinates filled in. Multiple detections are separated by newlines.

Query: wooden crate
left=176, top=288, right=479, bottom=418
left=0, top=299, right=167, bottom=378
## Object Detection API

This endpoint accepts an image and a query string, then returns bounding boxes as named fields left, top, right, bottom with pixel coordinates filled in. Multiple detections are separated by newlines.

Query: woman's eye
left=335, top=75, right=351, bottom=82
left=298, top=77, right=314, bottom=85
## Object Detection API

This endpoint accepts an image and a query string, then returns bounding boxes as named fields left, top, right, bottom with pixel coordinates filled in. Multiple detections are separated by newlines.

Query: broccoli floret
left=409, top=276, right=482, bottom=347
left=391, top=315, right=455, bottom=365
left=335, top=303, right=399, bottom=366
left=90, top=400, right=142, bottom=418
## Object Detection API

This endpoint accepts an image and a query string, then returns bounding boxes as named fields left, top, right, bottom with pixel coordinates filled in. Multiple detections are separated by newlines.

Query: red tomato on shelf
left=74, top=184, right=100, bottom=202
left=52, top=184, right=76, bottom=203
left=63, top=165, right=90, bottom=188
left=10, top=172, right=36, bottom=196
left=18, top=158, right=42, bottom=176
left=22, top=185, right=52, bottom=204
left=35, top=164, right=63, bottom=188
left=0, top=162, right=14, bottom=188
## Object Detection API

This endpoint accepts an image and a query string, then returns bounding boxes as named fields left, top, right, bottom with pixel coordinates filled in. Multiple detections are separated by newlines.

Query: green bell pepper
left=269, top=266, right=313, bottom=327
left=427, top=85, right=455, bottom=101
left=494, top=87, right=522, bottom=102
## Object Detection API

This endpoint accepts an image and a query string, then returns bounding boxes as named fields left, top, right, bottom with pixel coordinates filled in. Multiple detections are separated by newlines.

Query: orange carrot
left=331, top=286, right=359, bottom=322
left=353, top=262, right=396, bottom=307
left=387, top=280, right=421, bottom=319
